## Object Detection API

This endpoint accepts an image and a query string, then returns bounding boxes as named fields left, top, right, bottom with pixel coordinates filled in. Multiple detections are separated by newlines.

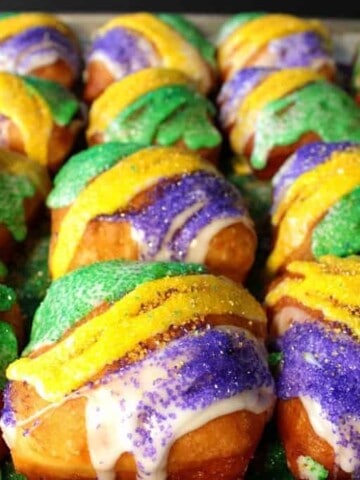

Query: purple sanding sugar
left=272, top=141, right=356, bottom=211
left=87, top=27, right=159, bottom=78
left=97, top=171, right=247, bottom=260
left=0, top=26, right=80, bottom=75
left=104, top=327, right=273, bottom=466
left=277, top=321, right=360, bottom=466
left=217, top=67, right=275, bottom=128
left=269, top=31, right=333, bottom=69
left=1, top=383, right=16, bottom=428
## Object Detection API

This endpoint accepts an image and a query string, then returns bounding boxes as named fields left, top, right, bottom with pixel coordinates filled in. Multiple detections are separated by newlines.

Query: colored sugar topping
left=50, top=146, right=216, bottom=279
left=158, top=13, right=216, bottom=68
left=0, top=321, right=17, bottom=390
left=0, top=72, right=53, bottom=165
left=217, top=67, right=274, bottom=128
left=218, top=14, right=329, bottom=71
left=0, top=284, right=16, bottom=312
left=249, top=81, right=360, bottom=170
left=273, top=142, right=354, bottom=210
left=0, top=262, right=7, bottom=279
left=8, top=273, right=266, bottom=401
left=296, top=457, right=328, bottom=480
left=268, top=148, right=360, bottom=273
left=22, top=76, right=79, bottom=126
left=230, top=68, right=322, bottom=156
left=24, top=260, right=206, bottom=354
left=104, top=85, right=221, bottom=150
left=82, top=327, right=274, bottom=479
left=312, top=187, right=360, bottom=259
left=268, top=31, right=332, bottom=69
left=87, top=67, right=191, bottom=138
left=98, top=171, right=247, bottom=261
left=47, top=143, right=145, bottom=208
left=266, top=256, right=360, bottom=337
left=0, top=173, right=35, bottom=241
left=87, top=27, right=159, bottom=79
left=277, top=321, right=360, bottom=473
left=98, top=13, right=212, bottom=93
left=0, top=13, right=72, bottom=41
left=216, top=12, right=265, bottom=45
left=0, top=26, right=80, bottom=76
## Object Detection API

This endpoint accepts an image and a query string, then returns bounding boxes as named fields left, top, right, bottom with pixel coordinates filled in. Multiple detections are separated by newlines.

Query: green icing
left=22, top=75, right=79, bottom=126
left=47, top=142, right=145, bottom=209
left=1, top=461, right=27, bottom=480
left=216, top=12, right=265, bottom=44
left=312, top=186, right=360, bottom=258
left=0, top=284, right=16, bottom=312
left=298, top=457, right=328, bottom=480
left=0, top=262, right=7, bottom=279
left=158, top=13, right=216, bottom=69
left=24, top=260, right=207, bottom=355
left=251, top=80, right=360, bottom=170
left=0, top=321, right=18, bottom=390
left=105, top=85, right=221, bottom=150
left=0, top=173, right=35, bottom=242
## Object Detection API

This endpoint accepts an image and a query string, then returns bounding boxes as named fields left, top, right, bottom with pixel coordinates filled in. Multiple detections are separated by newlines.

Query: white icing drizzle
left=186, top=216, right=252, bottom=263
left=300, top=396, right=360, bottom=473
left=271, top=306, right=319, bottom=337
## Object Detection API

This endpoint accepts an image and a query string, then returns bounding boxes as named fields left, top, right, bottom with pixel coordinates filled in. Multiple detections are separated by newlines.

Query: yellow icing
left=7, top=274, right=266, bottom=402
left=0, top=12, right=72, bottom=41
left=0, top=73, right=53, bottom=165
left=0, top=149, right=51, bottom=197
left=99, top=13, right=212, bottom=93
left=267, top=151, right=360, bottom=274
left=218, top=14, right=329, bottom=73
left=230, top=68, right=321, bottom=152
left=50, top=147, right=217, bottom=279
left=265, top=256, right=360, bottom=336
left=87, top=67, right=192, bottom=140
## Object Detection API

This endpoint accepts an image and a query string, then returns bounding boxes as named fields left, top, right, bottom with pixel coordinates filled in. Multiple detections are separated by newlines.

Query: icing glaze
left=216, top=12, right=265, bottom=45
left=87, top=68, right=191, bottom=139
left=0, top=26, right=80, bottom=77
left=97, top=171, right=248, bottom=262
left=47, top=143, right=145, bottom=209
left=249, top=81, right=360, bottom=170
left=277, top=322, right=360, bottom=473
left=0, top=13, right=72, bottom=41
left=103, top=85, right=221, bottom=150
left=229, top=68, right=322, bottom=156
left=25, top=261, right=207, bottom=355
left=218, top=14, right=329, bottom=75
left=50, top=147, right=216, bottom=279
left=267, top=148, right=360, bottom=274
left=312, top=186, right=360, bottom=258
left=97, top=13, right=212, bottom=93
left=8, top=273, right=266, bottom=401
left=265, top=256, right=360, bottom=337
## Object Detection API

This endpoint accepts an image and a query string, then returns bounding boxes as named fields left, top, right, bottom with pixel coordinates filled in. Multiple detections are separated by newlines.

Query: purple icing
left=0, top=26, right=80, bottom=75
left=86, top=27, right=159, bottom=79
left=95, top=327, right=274, bottom=469
left=217, top=67, right=275, bottom=128
left=272, top=141, right=356, bottom=211
left=277, top=321, right=360, bottom=468
left=269, top=31, right=333, bottom=69
left=97, top=171, right=248, bottom=261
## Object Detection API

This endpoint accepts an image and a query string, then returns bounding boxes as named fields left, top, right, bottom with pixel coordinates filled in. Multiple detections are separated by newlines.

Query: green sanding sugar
left=0, top=262, right=8, bottom=279
left=0, top=321, right=18, bottom=390
left=1, top=460, right=27, bottom=480
left=0, top=284, right=16, bottom=312
left=312, top=186, right=360, bottom=258
left=24, top=260, right=206, bottom=355
left=297, top=456, right=328, bottom=479
left=158, top=13, right=216, bottom=68
left=104, top=85, right=221, bottom=150
left=216, top=12, right=265, bottom=44
left=47, top=142, right=145, bottom=209
left=22, top=75, right=79, bottom=126
left=251, top=81, right=360, bottom=170
left=0, top=172, right=35, bottom=242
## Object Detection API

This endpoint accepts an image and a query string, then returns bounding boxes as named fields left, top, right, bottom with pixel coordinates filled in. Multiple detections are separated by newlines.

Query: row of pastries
left=0, top=10, right=359, bottom=480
